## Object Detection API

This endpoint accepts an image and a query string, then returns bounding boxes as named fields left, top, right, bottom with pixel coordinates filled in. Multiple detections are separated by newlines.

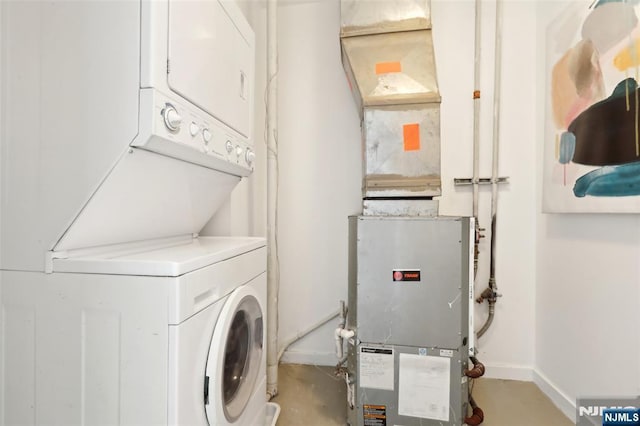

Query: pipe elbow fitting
left=335, top=328, right=355, bottom=359
left=335, top=327, right=355, bottom=339
left=465, top=357, right=486, bottom=379
left=464, top=406, right=485, bottom=425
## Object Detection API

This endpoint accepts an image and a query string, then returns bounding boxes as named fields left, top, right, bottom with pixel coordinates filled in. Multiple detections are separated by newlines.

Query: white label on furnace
left=359, top=346, right=394, bottom=391
left=398, top=354, right=450, bottom=421
left=439, top=349, right=454, bottom=357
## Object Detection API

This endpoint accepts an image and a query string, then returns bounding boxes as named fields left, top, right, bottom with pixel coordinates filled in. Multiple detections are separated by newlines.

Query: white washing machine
left=1, top=236, right=267, bottom=425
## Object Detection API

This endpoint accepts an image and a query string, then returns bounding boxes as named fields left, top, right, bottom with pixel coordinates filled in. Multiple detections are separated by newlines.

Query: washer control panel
left=133, top=89, right=254, bottom=176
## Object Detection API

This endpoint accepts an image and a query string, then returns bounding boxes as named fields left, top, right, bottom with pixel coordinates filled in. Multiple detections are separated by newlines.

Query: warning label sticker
left=364, top=404, right=387, bottom=426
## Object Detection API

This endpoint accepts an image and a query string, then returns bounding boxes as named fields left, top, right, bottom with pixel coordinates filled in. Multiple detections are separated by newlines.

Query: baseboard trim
left=280, top=350, right=337, bottom=367
left=279, top=354, right=535, bottom=382
left=482, top=363, right=533, bottom=381
left=533, top=369, right=576, bottom=423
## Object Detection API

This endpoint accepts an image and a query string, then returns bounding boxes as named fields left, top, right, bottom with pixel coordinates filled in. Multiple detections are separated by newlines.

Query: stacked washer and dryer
left=0, top=1, right=267, bottom=425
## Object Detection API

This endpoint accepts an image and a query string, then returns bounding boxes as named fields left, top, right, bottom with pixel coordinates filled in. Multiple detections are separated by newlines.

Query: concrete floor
left=271, top=364, right=573, bottom=426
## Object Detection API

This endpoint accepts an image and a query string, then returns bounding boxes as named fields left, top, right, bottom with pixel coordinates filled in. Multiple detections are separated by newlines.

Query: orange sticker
left=375, top=61, right=402, bottom=74
left=403, top=123, right=420, bottom=151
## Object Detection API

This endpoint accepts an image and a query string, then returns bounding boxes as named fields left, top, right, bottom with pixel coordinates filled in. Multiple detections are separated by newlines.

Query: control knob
left=162, top=104, right=182, bottom=131
left=202, top=128, right=212, bottom=144
left=189, top=122, right=200, bottom=137
left=245, top=149, right=255, bottom=166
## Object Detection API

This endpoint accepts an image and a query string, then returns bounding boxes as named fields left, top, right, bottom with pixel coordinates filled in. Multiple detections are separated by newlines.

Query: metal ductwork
left=340, top=0, right=441, bottom=203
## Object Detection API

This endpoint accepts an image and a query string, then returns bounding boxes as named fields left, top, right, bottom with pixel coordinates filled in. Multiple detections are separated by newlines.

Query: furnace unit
left=336, top=1, right=476, bottom=425
left=346, top=216, right=473, bottom=426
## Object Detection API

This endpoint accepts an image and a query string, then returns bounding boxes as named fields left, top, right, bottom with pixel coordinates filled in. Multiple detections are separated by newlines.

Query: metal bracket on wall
left=454, top=177, right=509, bottom=186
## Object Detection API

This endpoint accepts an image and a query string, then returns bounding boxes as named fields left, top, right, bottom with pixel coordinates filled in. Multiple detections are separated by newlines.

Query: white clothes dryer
left=0, top=0, right=256, bottom=273
left=0, top=236, right=267, bottom=426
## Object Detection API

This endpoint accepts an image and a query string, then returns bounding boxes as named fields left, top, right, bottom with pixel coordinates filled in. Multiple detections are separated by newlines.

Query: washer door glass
left=222, top=295, right=263, bottom=422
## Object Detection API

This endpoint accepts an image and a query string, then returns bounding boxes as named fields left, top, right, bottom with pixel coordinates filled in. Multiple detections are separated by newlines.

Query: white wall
left=535, top=1, right=640, bottom=421
left=275, top=0, right=362, bottom=364
left=435, top=0, right=537, bottom=380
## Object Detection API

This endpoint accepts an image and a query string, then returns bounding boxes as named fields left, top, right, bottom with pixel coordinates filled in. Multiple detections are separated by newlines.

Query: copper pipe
left=465, top=356, right=486, bottom=379
left=465, top=395, right=485, bottom=425
left=465, top=406, right=485, bottom=426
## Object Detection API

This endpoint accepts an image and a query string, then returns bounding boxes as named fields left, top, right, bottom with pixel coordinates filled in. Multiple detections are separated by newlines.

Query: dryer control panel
left=131, top=89, right=254, bottom=177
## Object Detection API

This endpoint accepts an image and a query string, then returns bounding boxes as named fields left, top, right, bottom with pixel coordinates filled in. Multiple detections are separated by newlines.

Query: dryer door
left=205, top=283, right=264, bottom=424
left=167, top=0, right=254, bottom=139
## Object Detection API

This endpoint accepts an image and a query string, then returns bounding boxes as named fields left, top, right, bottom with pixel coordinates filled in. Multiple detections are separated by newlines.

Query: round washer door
left=204, top=284, right=264, bottom=424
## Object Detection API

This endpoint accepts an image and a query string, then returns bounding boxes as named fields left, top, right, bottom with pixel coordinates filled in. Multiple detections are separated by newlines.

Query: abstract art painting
left=543, top=0, right=640, bottom=213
